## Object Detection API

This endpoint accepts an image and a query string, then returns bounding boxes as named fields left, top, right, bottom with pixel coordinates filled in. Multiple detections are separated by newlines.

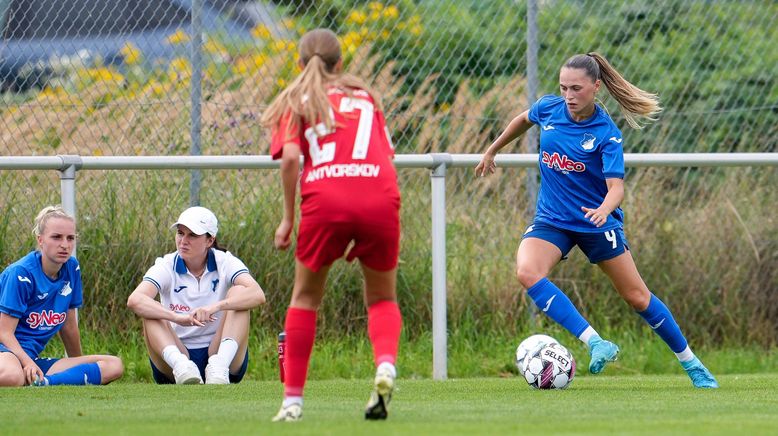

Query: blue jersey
left=0, top=251, right=83, bottom=358
left=528, top=95, right=625, bottom=232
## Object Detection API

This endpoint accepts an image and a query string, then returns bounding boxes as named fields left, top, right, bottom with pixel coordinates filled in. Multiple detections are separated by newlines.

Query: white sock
left=283, top=396, right=303, bottom=408
left=377, top=361, right=397, bottom=378
left=210, top=338, right=239, bottom=367
left=162, top=345, right=189, bottom=369
left=675, top=346, right=695, bottom=362
left=578, top=326, right=599, bottom=346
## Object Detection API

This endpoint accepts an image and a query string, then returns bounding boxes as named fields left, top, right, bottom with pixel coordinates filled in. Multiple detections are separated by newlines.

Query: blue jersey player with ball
left=475, top=53, right=717, bottom=388
left=0, top=206, right=124, bottom=386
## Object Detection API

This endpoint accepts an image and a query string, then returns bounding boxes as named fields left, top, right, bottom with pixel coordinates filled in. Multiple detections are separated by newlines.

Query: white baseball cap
left=171, top=206, right=218, bottom=236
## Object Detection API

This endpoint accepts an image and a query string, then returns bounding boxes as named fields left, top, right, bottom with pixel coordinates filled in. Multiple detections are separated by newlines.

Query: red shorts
left=296, top=216, right=400, bottom=272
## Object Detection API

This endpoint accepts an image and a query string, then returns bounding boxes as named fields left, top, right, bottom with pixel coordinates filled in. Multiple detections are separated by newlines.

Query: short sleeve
left=375, top=109, right=396, bottom=155
left=222, top=252, right=250, bottom=285
left=69, top=259, right=83, bottom=309
left=270, top=111, right=302, bottom=160
left=602, top=131, right=625, bottom=179
left=0, top=266, right=34, bottom=318
left=142, top=256, right=172, bottom=293
left=528, top=95, right=554, bottom=125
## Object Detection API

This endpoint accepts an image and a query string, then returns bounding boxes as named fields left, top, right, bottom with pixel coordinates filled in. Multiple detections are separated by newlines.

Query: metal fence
left=2, top=152, right=777, bottom=379
left=0, top=1, right=777, bottom=379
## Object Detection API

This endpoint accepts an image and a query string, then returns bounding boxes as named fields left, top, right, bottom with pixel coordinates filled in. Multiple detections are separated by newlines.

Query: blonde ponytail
left=261, top=28, right=382, bottom=140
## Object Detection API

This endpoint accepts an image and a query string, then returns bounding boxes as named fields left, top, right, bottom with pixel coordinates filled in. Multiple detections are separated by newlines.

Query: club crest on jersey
left=542, top=151, right=586, bottom=174
left=27, top=310, right=67, bottom=329
left=581, top=133, right=596, bottom=150
left=60, top=282, right=72, bottom=296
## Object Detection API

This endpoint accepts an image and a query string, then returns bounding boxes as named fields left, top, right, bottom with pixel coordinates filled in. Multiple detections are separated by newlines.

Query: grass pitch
left=1, top=374, right=777, bottom=435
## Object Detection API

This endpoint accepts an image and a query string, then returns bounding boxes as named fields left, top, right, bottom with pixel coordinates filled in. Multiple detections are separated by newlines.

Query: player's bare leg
left=273, top=260, right=330, bottom=422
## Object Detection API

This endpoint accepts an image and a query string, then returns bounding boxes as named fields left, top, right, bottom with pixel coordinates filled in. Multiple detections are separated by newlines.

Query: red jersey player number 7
left=261, top=28, right=403, bottom=423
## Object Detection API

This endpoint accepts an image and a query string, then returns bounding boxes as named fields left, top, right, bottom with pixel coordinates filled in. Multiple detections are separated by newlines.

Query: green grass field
left=2, top=374, right=777, bottom=435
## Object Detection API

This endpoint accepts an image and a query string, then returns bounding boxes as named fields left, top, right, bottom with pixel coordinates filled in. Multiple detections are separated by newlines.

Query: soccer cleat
left=272, top=403, right=302, bottom=422
left=681, top=357, right=719, bottom=389
left=365, top=363, right=395, bottom=420
left=173, top=360, right=203, bottom=385
left=204, top=358, right=230, bottom=385
left=587, top=336, right=620, bottom=374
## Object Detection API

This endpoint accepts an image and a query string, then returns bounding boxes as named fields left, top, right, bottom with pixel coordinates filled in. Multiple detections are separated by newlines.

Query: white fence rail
left=2, top=152, right=777, bottom=380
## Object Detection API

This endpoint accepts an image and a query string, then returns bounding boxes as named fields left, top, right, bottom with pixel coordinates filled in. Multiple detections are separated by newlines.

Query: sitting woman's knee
left=99, top=355, right=124, bottom=384
left=0, top=364, right=25, bottom=387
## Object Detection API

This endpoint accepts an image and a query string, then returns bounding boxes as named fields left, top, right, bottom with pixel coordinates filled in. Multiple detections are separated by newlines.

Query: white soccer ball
left=522, top=342, right=576, bottom=390
left=515, top=334, right=558, bottom=373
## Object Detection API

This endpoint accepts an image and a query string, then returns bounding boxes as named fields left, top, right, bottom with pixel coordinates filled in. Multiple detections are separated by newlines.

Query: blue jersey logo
left=174, top=285, right=187, bottom=293
left=211, top=279, right=219, bottom=292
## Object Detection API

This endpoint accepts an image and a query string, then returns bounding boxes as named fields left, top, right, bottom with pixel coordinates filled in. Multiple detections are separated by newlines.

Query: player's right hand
left=475, top=153, right=497, bottom=177
left=274, top=218, right=293, bottom=250
left=22, top=361, right=44, bottom=386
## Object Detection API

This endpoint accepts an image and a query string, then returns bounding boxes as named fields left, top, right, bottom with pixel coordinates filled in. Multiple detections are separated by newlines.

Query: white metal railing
left=2, top=152, right=777, bottom=380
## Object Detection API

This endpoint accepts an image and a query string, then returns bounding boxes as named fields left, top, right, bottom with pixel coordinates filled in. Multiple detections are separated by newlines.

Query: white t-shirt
left=142, top=249, right=249, bottom=348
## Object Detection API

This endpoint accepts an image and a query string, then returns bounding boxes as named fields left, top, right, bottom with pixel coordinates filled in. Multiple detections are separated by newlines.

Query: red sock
left=367, top=300, right=402, bottom=366
left=283, top=307, right=317, bottom=397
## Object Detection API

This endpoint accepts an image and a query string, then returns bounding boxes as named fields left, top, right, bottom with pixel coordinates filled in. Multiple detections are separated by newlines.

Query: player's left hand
left=581, top=206, right=608, bottom=227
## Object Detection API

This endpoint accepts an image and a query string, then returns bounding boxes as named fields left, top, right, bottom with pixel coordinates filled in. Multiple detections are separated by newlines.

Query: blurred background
left=0, top=0, right=775, bottom=378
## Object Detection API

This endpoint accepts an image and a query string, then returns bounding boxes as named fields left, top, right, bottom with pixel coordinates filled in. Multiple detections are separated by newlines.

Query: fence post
left=58, top=155, right=82, bottom=253
left=430, top=153, right=451, bottom=380
left=189, top=0, right=204, bottom=206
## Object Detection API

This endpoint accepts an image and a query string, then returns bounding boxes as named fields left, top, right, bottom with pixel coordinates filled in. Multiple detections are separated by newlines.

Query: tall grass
left=0, top=48, right=775, bottom=353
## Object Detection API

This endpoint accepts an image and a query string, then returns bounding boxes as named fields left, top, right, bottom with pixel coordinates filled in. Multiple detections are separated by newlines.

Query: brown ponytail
left=564, top=52, right=662, bottom=129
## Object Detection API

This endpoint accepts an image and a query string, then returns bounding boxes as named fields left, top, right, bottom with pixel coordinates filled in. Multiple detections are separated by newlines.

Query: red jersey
left=271, top=87, right=401, bottom=224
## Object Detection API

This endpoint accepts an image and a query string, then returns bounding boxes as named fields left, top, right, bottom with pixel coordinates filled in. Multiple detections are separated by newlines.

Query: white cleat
left=204, top=358, right=230, bottom=385
left=272, top=403, right=302, bottom=422
left=173, top=360, right=203, bottom=385
left=365, top=363, right=395, bottom=420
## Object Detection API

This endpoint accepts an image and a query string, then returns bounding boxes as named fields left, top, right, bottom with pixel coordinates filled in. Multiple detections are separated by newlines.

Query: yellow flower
left=168, top=57, right=192, bottom=82
left=79, top=67, right=125, bottom=86
left=142, top=80, right=170, bottom=97
left=382, top=5, right=399, bottom=20
left=438, top=102, right=451, bottom=112
left=277, top=78, right=287, bottom=87
left=231, top=53, right=268, bottom=76
left=369, top=10, right=381, bottom=21
left=204, top=39, right=228, bottom=56
left=251, top=24, right=272, bottom=40
left=409, top=24, right=423, bottom=36
left=166, top=29, right=190, bottom=44
left=368, top=2, right=384, bottom=11
left=341, top=31, right=363, bottom=54
left=270, top=39, right=296, bottom=52
left=119, top=42, right=141, bottom=65
left=346, top=10, right=367, bottom=25
left=380, top=30, right=391, bottom=40
left=282, top=18, right=296, bottom=29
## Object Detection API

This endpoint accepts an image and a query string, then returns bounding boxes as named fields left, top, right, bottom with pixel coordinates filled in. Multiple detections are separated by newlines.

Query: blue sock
left=527, top=278, right=590, bottom=337
left=45, top=362, right=102, bottom=386
left=637, top=293, right=688, bottom=353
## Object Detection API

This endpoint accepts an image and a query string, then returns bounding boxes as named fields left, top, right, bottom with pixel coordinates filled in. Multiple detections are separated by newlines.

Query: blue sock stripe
left=638, top=293, right=688, bottom=353
left=46, top=362, right=102, bottom=386
left=527, top=278, right=590, bottom=338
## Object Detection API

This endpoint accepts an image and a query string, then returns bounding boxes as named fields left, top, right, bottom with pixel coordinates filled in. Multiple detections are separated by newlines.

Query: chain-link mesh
left=1, top=1, right=776, bottom=343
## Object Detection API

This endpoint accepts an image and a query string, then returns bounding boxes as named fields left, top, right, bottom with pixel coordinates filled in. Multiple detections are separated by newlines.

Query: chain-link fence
left=1, top=1, right=776, bottom=344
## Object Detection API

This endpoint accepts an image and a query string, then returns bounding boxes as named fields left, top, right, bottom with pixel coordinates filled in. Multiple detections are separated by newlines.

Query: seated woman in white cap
left=127, top=206, right=265, bottom=384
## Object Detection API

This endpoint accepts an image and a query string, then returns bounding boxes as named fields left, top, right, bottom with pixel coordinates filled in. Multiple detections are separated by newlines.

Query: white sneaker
left=271, top=403, right=302, bottom=422
left=205, top=358, right=230, bottom=385
left=173, top=360, right=203, bottom=385
left=365, top=363, right=396, bottom=420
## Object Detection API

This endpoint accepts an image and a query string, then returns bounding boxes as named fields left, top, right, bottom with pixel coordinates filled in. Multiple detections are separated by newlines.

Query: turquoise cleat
left=587, top=336, right=620, bottom=374
left=681, top=357, right=719, bottom=388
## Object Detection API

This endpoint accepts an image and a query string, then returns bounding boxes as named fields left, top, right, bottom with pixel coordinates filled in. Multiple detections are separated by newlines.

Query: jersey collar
left=175, top=249, right=218, bottom=275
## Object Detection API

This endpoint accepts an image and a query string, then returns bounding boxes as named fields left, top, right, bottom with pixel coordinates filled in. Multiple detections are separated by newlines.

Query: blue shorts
left=0, top=343, right=60, bottom=373
left=150, top=346, right=249, bottom=384
left=522, top=221, right=630, bottom=264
